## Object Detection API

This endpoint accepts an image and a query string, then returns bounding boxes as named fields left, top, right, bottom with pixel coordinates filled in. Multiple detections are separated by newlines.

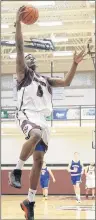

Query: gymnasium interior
left=1, top=1, right=95, bottom=219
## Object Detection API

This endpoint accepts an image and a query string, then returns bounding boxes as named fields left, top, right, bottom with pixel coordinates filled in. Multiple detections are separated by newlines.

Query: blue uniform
left=70, top=160, right=82, bottom=185
left=40, top=167, right=50, bottom=188
left=35, top=140, right=46, bottom=152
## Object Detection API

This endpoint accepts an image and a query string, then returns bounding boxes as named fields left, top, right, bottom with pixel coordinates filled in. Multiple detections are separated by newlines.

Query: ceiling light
left=9, top=53, right=28, bottom=59
left=51, top=37, right=68, bottom=43
left=9, top=54, right=17, bottom=59
left=53, top=51, right=73, bottom=56
left=92, top=19, right=95, bottom=24
left=89, top=1, right=95, bottom=3
left=1, top=24, right=9, bottom=28
left=27, top=1, right=55, bottom=7
left=37, top=21, right=62, bottom=27
left=2, top=7, right=10, bottom=11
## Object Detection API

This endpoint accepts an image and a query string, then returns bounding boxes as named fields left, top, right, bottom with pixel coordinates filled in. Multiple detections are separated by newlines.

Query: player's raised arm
left=15, top=6, right=26, bottom=82
left=47, top=50, right=87, bottom=87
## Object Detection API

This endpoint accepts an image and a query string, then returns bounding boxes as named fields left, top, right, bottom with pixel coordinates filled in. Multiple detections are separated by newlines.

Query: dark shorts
left=71, top=175, right=81, bottom=185
left=35, top=140, right=46, bottom=152
left=20, top=119, right=48, bottom=151
left=40, top=178, right=49, bottom=188
left=21, top=120, right=41, bottom=139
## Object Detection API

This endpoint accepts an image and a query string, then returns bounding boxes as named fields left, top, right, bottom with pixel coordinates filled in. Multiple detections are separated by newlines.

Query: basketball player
left=40, top=161, right=56, bottom=199
left=9, top=6, right=87, bottom=220
left=68, top=152, right=83, bottom=203
left=85, top=162, right=95, bottom=199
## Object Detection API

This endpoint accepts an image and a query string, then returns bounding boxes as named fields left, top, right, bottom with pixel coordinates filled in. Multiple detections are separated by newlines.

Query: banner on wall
left=1, top=110, right=8, bottom=119
left=53, top=108, right=80, bottom=120
left=1, top=107, right=95, bottom=120
left=1, top=109, right=15, bottom=119
left=53, top=107, right=95, bottom=120
left=81, top=108, right=95, bottom=119
left=46, top=115, right=52, bottom=121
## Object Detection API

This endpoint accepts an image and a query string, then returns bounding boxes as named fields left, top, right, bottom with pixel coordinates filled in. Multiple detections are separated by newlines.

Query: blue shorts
left=40, top=178, right=49, bottom=188
left=35, top=141, right=46, bottom=152
left=71, top=175, right=81, bottom=185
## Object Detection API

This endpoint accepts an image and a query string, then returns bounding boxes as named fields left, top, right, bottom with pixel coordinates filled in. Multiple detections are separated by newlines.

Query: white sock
left=77, top=194, right=80, bottom=200
left=15, top=159, right=25, bottom=170
left=28, top=188, right=37, bottom=202
left=76, top=193, right=78, bottom=198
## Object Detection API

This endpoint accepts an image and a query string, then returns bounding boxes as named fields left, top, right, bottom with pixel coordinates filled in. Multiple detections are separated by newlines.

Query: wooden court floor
left=1, top=195, right=95, bottom=219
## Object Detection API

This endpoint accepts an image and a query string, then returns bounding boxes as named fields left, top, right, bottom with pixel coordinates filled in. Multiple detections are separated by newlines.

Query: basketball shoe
left=9, top=169, right=22, bottom=188
left=20, top=199, right=35, bottom=220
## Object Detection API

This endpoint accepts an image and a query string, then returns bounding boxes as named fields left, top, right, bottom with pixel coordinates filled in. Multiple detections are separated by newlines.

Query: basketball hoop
left=87, top=34, right=95, bottom=69
left=92, top=130, right=95, bottom=149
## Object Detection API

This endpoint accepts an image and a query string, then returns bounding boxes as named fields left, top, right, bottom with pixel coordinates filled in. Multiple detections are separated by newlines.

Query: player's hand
left=73, top=49, right=87, bottom=64
left=74, top=167, right=78, bottom=172
left=53, top=179, right=56, bottom=183
left=16, top=6, right=26, bottom=22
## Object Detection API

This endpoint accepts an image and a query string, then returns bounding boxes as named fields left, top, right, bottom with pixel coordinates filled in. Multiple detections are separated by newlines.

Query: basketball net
left=87, top=34, right=95, bottom=69
left=92, top=130, right=95, bottom=149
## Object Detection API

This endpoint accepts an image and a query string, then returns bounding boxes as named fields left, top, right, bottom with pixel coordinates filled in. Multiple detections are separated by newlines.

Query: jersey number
left=37, top=85, right=43, bottom=97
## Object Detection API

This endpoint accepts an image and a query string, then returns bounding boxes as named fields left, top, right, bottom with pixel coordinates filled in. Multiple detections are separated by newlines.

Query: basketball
left=21, top=6, right=39, bottom=25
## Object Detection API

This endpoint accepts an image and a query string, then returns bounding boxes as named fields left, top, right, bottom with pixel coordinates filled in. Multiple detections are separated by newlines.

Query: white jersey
left=86, top=166, right=95, bottom=189
left=17, top=67, right=52, bottom=117
left=86, top=166, right=95, bottom=180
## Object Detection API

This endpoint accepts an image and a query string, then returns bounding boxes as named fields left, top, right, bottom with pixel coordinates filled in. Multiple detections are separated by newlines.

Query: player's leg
left=20, top=149, right=45, bottom=220
left=40, top=179, right=45, bottom=197
left=29, top=150, right=45, bottom=191
left=73, top=185, right=76, bottom=197
left=85, top=187, right=89, bottom=199
left=92, top=178, right=95, bottom=199
left=43, top=178, right=49, bottom=199
left=71, top=176, right=77, bottom=199
left=72, top=176, right=81, bottom=202
left=9, top=128, right=42, bottom=188
left=44, top=188, right=48, bottom=200
left=20, top=129, right=42, bottom=161
left=41, top=187, right=48, bottom=199
left=42, top=188, right=45, bottom=197
left=75, top=182, right=81, bottom=202
left=92, top=188, right=95, bottom=199
left=85, top=179, right=89, bottom=199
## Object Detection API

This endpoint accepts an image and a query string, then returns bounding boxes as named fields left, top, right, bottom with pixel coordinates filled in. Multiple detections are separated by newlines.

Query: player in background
left=40, top=161, right=56, bottom=199
left=68, top=152, right=83, bottom=203
left=9, top=6, right=87, bottom=220
left=85, top=162, right=95, bottom=199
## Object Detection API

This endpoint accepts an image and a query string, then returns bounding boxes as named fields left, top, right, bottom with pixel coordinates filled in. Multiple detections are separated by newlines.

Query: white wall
left=46, top=134, right=95, bottom=164
left=53, top=88, right=95, bottom=106
left=1, top=131, right=95, bottom=164
left=1, top=88, right=95, bottom=107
